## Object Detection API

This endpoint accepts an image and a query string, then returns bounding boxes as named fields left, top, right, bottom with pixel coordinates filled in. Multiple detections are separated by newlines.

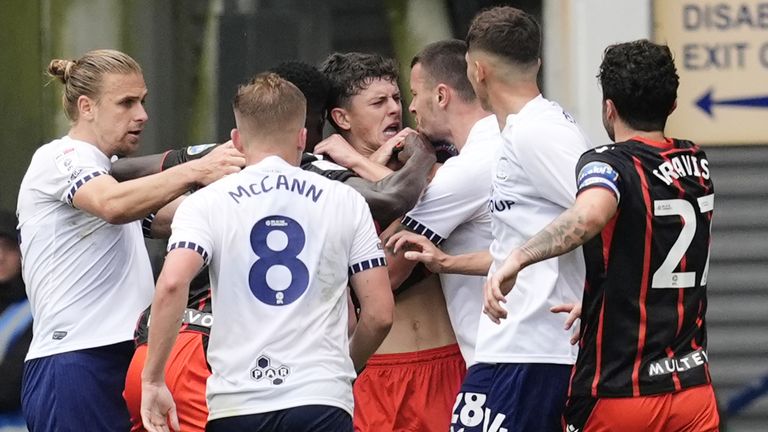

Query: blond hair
left=47, top=49, right=142, bottom=121
left=233, top=72, right=306, bottom=140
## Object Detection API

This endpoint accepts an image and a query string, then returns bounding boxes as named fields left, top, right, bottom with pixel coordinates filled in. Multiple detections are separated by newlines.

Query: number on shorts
left=248, top=215, right=309, bottom=305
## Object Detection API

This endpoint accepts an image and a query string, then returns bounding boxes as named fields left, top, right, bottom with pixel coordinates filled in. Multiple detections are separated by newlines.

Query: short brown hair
left=47, top=49, right=142, bottom=121
left=233, top=72, right=307, bottom=138
left=466, top=6, right=541, bottom=67
left=411, top=39, right=476, bottom=103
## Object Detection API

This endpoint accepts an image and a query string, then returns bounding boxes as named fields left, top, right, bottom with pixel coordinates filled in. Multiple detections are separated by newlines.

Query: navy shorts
left=206, top=405, right=352, bottom=432
left=450, top=362, right=572, bottom=432
left=21, top=341, right=134, bottom=432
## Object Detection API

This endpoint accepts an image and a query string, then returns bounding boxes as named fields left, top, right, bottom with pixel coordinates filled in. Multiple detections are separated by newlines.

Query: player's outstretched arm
left=74, top=144, right=244, bottom=224
left=343, top=134, right=436, bottom=227
left=111, top=143, right=223, bottom=181
left=386, top=230, right=492, bottom=276
left=348, top=266, right=394, bottom=372
left=484, top=187, right=617, bottom=323
left=141, top=248, right=203, bottom=432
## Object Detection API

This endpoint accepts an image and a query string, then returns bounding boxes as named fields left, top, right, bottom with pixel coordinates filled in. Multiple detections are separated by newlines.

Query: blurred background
left=0, top=0, right=766, bottom=430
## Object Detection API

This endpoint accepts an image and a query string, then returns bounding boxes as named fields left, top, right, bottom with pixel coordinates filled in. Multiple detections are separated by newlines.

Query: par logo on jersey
left=250, top=354, right=291, bottom=385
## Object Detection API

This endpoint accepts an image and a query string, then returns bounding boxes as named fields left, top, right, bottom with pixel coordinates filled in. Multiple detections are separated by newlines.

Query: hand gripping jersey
left=17, top=136, right=154, bottom=360
left=402, top=115, right=500, bottom=366
left=167, top=156, right=384, bottom=420
left=477, top=95, right=591, bottom=365
left=572, top=137, right=714, bottom=398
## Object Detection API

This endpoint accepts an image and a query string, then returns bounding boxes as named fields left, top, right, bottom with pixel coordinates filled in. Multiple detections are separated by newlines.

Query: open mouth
left=382, top=124, right=400, bottom=139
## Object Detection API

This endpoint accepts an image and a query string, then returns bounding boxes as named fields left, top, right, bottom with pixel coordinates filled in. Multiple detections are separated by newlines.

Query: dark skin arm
left=343, top=133, right=436, bottom=227
left=111, top=152, right=170, bottom=181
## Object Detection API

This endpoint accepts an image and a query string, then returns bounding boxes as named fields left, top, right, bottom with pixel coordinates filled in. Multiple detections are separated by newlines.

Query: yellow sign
left=654, top=0, right=768, bottom=145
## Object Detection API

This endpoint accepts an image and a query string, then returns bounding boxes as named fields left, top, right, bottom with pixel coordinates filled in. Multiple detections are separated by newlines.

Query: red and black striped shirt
left=572, top=137, right=713, bottom=398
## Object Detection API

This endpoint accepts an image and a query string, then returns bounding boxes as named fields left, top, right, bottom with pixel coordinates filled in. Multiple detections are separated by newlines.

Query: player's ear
left=604, top=99, right=617, bottom=121
left=330, top=107, right=352, bottom=132
left=77, top=95, right=95, bottom=121
left=436, top=84, right=450, bottom=109
left=231, top=128, right=245, bottom=153
left=298, top=127, right=307, bottom=153
left=669, top=99, right=677, bottom=115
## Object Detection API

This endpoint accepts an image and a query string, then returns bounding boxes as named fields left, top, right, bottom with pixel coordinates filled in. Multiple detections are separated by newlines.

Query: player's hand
left=396, top=132, right=436, bottom=165
left=386, top=230, right=448, bottom=273
left=483, top=257, right=522, bottom=324
left=370, top=127, right=417, bottom=166
left=550, top=302, right=582, bottom=345
left=314, top=134, right=367, bottom=169
left=191, top=140, right=245, bottom=186
left=140, top=381, right=179, bottom=432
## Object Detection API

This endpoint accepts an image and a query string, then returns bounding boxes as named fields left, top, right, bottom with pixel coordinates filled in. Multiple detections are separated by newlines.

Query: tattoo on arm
left=519, top=210, right=592, bottom=266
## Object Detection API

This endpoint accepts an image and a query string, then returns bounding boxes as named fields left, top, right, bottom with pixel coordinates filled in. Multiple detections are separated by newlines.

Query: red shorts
left=353, top=343, right=465, bottom=432
left=123, top=332, right=211, bottom=432
left=564, top=384, right=720, bottom=432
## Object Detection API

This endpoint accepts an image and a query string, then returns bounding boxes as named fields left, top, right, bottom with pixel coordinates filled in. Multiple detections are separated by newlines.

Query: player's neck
left=344, top=133, right=377, bottom=158
left=68, top=124, right=112, bottom=158
left=449, top=104, right=490, bottom=153
left=613, top=122, right=666, bottom=144
left=245, top=148, right=300, bottom=167
left=488, top=80, right=540, bottom=129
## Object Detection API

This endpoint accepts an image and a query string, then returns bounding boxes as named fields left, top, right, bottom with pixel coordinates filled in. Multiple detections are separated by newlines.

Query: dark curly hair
left=268, top=61, right=330, bottom=116
left=598, top=40, right=679, bottom=132
left=320, top=52, right=399, bottom=111
left=466, top=6, right=540, bottom=67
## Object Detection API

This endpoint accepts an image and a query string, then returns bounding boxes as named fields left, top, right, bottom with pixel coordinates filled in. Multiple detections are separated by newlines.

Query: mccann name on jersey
left=227, top=174, right=324, bottom=204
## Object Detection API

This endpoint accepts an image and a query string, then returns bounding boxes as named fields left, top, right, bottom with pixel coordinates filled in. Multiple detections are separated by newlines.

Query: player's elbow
left=360, top=301, right=394, bottom=337
left=98, top=201, right=133, bottom=225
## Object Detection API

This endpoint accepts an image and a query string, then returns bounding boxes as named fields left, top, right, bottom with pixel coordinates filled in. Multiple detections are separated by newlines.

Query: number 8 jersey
left=573, top=137, right=714, bottom=398
left=167, top=156, right=385, bottom=420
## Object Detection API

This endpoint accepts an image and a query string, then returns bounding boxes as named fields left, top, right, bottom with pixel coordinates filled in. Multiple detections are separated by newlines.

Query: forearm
left=348, top=156, right=393, bottom=182
left=349, top=312, right=391, bottom=372
left=514, top=204, right=604, bottom=269
left=150, top=196, right=186, bottom=238
left=443, top=250, right=493, bottom=275
left=111, top=153, right=167, bottom=181
left=80, top=165, right=199, bottom=224
left=373, top=150, right=435, bottom=212
left=141, top=282, right=187, bottom=384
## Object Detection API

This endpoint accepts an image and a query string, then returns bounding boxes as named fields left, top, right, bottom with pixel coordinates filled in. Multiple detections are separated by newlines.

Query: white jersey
left=168, top=156, right=384, bottom=420
left=17, top=135, right=154, bottom=360
left=475, top=95, right=590, bottom=365
left=403, top=115, right=500, bottom=366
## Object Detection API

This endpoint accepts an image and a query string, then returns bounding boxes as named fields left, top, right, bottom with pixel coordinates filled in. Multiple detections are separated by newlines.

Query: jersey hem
left=473, top=354, right=576, bottom=365
left=25, top=334, right=134, bottom=361
left=207, top=397, right=353, bottom=420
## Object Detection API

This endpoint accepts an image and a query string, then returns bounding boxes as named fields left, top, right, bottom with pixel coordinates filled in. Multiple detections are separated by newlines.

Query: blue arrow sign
left=696, top=89, right=768, bottom=117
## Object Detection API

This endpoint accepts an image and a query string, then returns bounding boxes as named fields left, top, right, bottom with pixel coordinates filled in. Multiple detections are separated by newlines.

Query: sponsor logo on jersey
left=52, top=331, right=68, bottom=340
left=647, top=349, right=708, bottom=377
left=488, top=199, right=515, bottom=213
left=55, top=148, right=78, bottom=175
left=250, top=354, right=292, bottom=385
left=185, top=143, right=217, bottom=155
left=566, top=425, right=580, bottom=432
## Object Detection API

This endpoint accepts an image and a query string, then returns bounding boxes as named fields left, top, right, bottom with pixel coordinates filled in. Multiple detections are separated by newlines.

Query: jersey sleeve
left=161, top=143, right=219, bottom=170
left=512, top=122, right=586, bottom=208
left=54, top=146, right=110, bottom=206
left=575, top=147, right=624, bottom=203
left=402, top=160, right=486, bottom=246
left=167, top=193, right=213, bottom=265
left=347, top=192, right=386, bottom=276
left=300, top=156, right=359, bottom=183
